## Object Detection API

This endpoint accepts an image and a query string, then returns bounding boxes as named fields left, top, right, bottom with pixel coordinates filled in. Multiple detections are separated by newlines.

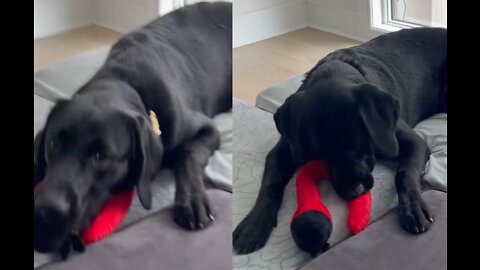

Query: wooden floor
left=233, top=27, right=361, bottom=105
left=34, top=26, right=361, bottom=105
left=34, top=25, right=123, bottom=73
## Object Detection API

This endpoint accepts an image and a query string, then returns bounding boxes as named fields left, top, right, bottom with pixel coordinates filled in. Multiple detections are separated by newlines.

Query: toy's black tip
left=291, top=211, right=332, bottom=257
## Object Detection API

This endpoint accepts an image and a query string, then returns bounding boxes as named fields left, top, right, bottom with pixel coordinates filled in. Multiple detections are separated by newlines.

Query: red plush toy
left=290, top=160, right=372, bottom=256
left=34, top=182, right=134, bottom=246
left=80, top=188, right=135, bottom=244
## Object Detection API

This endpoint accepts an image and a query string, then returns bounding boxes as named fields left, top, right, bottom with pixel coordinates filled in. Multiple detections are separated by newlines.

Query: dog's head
left=274, top=80, right=399, bottom=200
left=34, top=89, right=163, bottom=253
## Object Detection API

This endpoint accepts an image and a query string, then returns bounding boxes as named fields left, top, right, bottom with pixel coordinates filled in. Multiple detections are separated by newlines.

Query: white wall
left=94, top=0, right=231, bottom=33
left=233, top=0, right=307, bottom=47
left=34, top=0, right=232, bottom=40
left=235, top=0, right=447, bottom=47
left=431, top=0, right=447, bottom=27
left=235, top=0, right=297, bottom=14
left=233, top=0, right=379, bottom=47
left=34, top=0, right=156, bottom=39
left=93, top=0, right=159, bottom=33
left=306, top=0, right=380, bottom=43
left=34, top=0, right=94, bottom=39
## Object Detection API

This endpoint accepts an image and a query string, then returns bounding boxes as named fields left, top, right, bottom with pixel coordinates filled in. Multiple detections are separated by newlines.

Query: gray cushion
left=299, top=190, right=446, bottom=270
left=414, top=114, right=447, bottom=192
left=34, top=94, right=54, bottom=137
left=233, top=99, right=399, bottom=270
left=34, top=48, right=110, bottom=101
left=255, top=75, right=305, bottom=113
left=38, top=190, right=232, bottom=270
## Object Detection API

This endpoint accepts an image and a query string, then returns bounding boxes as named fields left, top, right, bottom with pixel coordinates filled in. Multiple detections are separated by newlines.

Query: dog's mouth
left=334, top=182, right=370, bottom=201
left=329, top=163, right=374, bottom=201
left=34, top=199, right=88, bottom=254
left=346, top=184, right=368, bottom=200
left=34, top=208, right=90, bottom=257
left=34, top=224, right=70, bottom=253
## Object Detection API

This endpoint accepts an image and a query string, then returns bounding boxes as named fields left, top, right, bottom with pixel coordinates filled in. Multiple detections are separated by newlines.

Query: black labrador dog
left=34, top=2, right=231, bottom=258
left=233, top=27, right=446, bottom=254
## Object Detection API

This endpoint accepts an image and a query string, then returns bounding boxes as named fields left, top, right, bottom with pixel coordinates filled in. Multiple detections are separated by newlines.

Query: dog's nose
left=354, top=184, right=366, bottom=195
left=34, top=206, right=67, bottom=226
left=34, top=183, right=73, bottom=214
left=34, top=194, right=70, bottom=217
left=34, top=190, right=72, bottom=233
left=34, top=183, right=74, bottom=253
left=341, top=184, right=367, bottom=200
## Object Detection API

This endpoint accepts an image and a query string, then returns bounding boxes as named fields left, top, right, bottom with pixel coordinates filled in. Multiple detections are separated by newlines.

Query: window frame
left=370, top=0, right=425, bottom=33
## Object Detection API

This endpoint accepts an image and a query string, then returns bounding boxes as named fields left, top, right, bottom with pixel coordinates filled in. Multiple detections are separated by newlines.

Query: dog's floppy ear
left=34, top=130, right=46, bottom=186
left=274, top=92, right=304, bottom=142
left=130, top=115, right=164, bottom=210
left=33, top=99, right=70, bottom=186
left=353, top=83, right=400, bottom=158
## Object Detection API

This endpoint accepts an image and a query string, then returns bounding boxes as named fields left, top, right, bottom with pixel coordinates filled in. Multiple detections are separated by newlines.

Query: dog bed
left=233, top=99, right=401, bottom=270
left=299, top=190, right=446, bottom=270
left=233, top=94, right=446, bottom=270
left=37, top=189, right=232, bottom=270
left=34, top=48, right=232, bottom=268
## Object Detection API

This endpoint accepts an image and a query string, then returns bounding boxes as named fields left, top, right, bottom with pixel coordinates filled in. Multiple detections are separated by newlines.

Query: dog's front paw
left=233, top=210, right=276, bottom=254
left=59, top=241, right=71, bottom=261
left=70, top=234, right=85, bottom=253
left=174, top=192, right=214, bottom=230
left=398, top=193, right=434, bottom=234
left=58, top=233, right=85, bottom=260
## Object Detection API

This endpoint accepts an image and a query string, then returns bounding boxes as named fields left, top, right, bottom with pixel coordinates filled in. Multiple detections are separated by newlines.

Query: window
left=370, top=0, right=447, bottom=32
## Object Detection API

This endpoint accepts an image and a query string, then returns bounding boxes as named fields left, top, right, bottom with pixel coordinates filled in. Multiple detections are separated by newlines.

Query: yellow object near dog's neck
left=149, top=110, right=162, bottom=136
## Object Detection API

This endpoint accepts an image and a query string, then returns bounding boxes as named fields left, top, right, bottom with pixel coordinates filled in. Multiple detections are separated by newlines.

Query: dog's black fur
left=34, top=2, right=231, bottom=258
left=233, top=27, right=447, bottom=254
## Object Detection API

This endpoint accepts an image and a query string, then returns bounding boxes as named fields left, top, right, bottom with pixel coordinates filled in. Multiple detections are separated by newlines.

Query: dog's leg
left=171, top=114, right=220, bottom=230
left=233, top=138, right=296, bottom=254
left=395, top=120, right=434, bottom=234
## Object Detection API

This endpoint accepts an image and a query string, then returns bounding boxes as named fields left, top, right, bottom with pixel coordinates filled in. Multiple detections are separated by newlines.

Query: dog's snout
left=354, top=184, right=366, bottom=195
left=34, top=205, right=70, bottom=253
left=34, top=190, right=71, bottom=217
left=34, top=188, right=72, bottom=240
left=34, top=206, right=67, bottom=226
left=34, top=179, right=79, bottom=253
left=340, top=183, right=368, bottom=201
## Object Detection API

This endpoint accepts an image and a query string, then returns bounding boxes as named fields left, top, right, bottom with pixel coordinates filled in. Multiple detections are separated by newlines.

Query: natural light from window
left=390, top=0, right=447, bottom=28
left=371, top=0, right=447, bottom=33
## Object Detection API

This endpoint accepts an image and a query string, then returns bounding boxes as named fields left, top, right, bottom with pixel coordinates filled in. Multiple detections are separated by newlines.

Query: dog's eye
left=48, top=140, right=60, bottom=153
